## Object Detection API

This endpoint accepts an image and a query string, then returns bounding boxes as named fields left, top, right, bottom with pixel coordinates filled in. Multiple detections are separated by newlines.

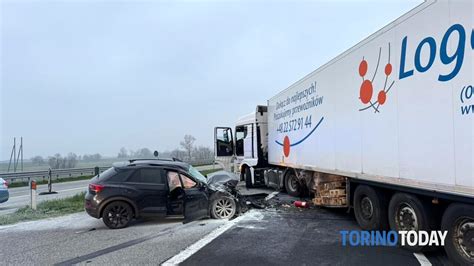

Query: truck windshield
left=188, top=166, right=207, bottom=183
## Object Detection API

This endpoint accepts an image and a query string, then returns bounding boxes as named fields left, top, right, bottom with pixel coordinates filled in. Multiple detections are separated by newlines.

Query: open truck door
left=214, top=127, right=234, bottom=172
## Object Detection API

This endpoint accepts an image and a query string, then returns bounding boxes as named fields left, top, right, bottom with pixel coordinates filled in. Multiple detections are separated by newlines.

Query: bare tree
left=83, top=153, right=102, bottom=162
left=48, top=153, right=62, bottom=169
left=180, top=135, right=196, bottom=161
left=66, top=153, right=78, bottom=168
left=171, top=149, right=187, bottom=161
left=117, top=147, right=128, bottom=158
left=31, top=155, right=45, bottom=166
left=193, top=146, right=213, bottom=160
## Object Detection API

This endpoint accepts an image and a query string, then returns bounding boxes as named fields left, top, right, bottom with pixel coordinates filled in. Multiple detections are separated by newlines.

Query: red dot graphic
left=283, top=136, right=290, bottom=157
left=385, top=63, right=392, bottom=76
left=378, top=90, right=387, bottom=105
left=359, top=60, right=368, bottom=77
left=359, top=80, right=373, bottom=104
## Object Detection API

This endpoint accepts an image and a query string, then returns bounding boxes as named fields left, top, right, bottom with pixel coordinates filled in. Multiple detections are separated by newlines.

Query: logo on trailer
left=358, top=43, right=396, bottom=113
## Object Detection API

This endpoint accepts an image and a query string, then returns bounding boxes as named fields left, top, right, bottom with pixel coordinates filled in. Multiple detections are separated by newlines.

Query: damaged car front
left=203, top=170, right=242, bottom=220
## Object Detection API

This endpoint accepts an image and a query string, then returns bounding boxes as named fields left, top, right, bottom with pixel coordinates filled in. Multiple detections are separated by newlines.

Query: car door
left=166, top=170, right=210, bottom=222
left=166, top=170, right=185, bottom=215
left=180, top=173, right=210, bottom=224
left=124, top=168, right=168, bottom=216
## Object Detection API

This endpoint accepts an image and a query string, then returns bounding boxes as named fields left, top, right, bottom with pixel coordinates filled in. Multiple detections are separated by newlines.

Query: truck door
left=214, top=127, right=234, bottom=172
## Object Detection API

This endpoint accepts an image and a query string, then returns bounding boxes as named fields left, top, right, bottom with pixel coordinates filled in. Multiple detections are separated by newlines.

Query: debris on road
left=293, top=201, right=309, bottom=208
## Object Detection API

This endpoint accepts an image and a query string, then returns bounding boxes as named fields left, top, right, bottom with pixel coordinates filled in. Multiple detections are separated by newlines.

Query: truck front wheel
left=285, top=171, right=300, bottom=197
left=353, top=185, right=388, bottom=230
left=441, top=203, right=474, bottom=265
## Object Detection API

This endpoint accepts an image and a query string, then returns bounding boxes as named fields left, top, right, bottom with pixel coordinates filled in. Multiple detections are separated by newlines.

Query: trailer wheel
left=388, top=193, right=433, bottom=252
left=441, top=203, right=474, bottom=265
left=244, top=166, right=253, bottom=188
left=353, top=185, right=388, bottom=230
left=285, top=171, right=300, bottom=197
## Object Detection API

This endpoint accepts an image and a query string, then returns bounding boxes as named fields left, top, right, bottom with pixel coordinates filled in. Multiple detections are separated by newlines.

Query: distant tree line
left=117, top=134, right=213, bottom=162
left=29, top=134, right=213, bottom=170
left=30, top=152, right=102, bottom=169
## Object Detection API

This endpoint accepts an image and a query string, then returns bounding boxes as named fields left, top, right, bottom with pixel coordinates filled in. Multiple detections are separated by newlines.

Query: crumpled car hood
left=206, top=170, right=239, bottom=190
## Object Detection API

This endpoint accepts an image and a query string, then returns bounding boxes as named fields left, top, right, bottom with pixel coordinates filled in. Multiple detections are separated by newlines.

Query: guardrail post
left=94, top=166, right=99, bottom=176
left=48, top=168, right=52, bottom=193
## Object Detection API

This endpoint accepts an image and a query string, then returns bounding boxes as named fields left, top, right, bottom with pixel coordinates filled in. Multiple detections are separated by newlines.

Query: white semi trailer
left=214, top=0, right=473, bottom=264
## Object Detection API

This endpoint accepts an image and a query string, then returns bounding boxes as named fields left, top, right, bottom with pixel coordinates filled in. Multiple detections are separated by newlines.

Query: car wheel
left=285, top=171, right=300, bottom=197
left=210, top=196, right=236, bottom=219
left=441, top=203, right=474, bottom=265
left=102, top=201, right=133, bottom=229
left=244, top=167, right=253, bottom=188
left=388, top=193, right=433, bottom=252
left=353, top=185, right=388, bottom=230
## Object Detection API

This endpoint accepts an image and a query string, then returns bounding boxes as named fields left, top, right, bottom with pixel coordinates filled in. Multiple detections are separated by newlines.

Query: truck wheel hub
left=360, top=197, right=374, bottom=219
left=456, top=220, right=474, bottom=259
left=398, top=204, right=418, bottom=231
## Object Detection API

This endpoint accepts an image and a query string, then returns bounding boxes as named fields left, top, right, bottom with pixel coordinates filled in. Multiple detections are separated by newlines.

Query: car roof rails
left=128, top=157, right=183, bottom=163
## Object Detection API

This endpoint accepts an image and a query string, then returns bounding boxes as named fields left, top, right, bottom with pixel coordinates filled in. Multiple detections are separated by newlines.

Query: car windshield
left=188, top=166, right=207, bottom=183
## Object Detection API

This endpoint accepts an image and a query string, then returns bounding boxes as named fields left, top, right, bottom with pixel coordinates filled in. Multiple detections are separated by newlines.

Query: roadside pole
left=30, top=180, right=37, bottom=210
left=39, top=168, right=57, bottom=195
left=48, top=168, right=52, bottom=192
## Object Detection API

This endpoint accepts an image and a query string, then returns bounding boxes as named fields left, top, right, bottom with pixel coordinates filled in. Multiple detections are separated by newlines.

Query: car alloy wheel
left=212, top=197, right=236, bottom=219
left=102, top=202, right=133, bottom=229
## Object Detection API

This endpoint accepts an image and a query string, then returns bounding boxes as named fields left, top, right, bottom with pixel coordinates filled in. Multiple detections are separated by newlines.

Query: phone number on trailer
left=276, top=115, right=312, bottom=133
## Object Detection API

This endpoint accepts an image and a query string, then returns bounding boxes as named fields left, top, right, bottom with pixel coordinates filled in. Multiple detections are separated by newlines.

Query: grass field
left=0, top=192, right=86, bottom=225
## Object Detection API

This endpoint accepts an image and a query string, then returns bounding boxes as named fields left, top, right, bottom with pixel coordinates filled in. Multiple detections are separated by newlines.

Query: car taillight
left=89, top=183, right=104, bottom=193
left=3, top=180, right=8, bottom=188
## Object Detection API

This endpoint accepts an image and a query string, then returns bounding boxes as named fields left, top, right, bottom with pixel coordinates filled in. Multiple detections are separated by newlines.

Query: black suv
left=84, top=159, right=239, bottom=229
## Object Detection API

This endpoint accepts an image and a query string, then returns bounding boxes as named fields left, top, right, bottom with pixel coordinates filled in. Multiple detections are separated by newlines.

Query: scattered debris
left=293, top=201, right=309, bottom=208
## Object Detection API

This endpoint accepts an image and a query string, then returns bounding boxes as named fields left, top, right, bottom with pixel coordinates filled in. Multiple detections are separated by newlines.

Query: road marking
left=413, top=253, right=432, bottom=266
left=265, top=191, right=279, bottom=201
left=161, top=210, right=257, bottom=266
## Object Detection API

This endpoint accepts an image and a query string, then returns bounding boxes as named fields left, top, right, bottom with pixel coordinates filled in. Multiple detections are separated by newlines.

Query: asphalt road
left=0, top=164, right=219, bottom=215
left=182, top=194, right=450, bottom=266
left=0, top=192, right=450, bottom=265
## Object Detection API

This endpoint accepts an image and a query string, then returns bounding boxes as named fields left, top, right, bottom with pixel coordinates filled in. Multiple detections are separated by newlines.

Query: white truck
left=214, top=0, right=473, bottom=264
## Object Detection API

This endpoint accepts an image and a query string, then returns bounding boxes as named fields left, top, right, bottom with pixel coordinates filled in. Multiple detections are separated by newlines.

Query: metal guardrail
left=0, top=159, right=215, bottom=183
left=0, top=167, right=111, bottom=183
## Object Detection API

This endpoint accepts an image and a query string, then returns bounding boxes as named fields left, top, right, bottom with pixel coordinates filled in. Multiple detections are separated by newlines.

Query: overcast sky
left=0, top=0, right=421, bottom=160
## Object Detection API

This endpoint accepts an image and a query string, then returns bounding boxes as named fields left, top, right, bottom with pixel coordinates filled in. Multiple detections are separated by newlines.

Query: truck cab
left=214, top=105, right=269, bottom=187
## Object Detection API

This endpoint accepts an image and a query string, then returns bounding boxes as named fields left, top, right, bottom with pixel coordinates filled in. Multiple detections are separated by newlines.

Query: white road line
left=413, top=252, right=432, bottom=266
left=161, top=210, right=256, bottom=266
left=265, top=191, right=279, bottom=201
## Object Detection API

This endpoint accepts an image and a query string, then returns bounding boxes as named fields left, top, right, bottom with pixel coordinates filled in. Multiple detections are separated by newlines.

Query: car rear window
left=97, top=167, right=117, bottom=180
left=107, top=169, right=134, bottom=182
left=127, top=168, right=166, bottom=184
